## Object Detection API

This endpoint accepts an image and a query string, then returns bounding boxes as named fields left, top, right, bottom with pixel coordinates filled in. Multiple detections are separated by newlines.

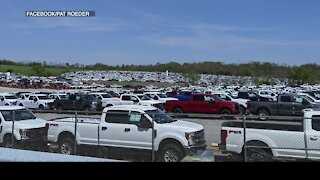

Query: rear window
left=105, top=110, right=129, bottom=124
left=312, top=115, right=320, bottom=131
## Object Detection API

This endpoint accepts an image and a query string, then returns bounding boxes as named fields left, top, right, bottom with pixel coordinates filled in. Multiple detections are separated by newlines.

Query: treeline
left=1, top=59, right=319, bottom=84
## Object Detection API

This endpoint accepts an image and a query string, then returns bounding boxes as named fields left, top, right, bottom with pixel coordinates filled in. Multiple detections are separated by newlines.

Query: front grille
left=193, top=129, right=206, bottom=144
left=26, top=127, right=46, bottom=141
left=153, top=103, right=165, bottom=111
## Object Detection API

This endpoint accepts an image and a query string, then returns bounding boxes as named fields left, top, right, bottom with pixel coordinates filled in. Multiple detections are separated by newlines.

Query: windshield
left=59, top=95, right=68, bottom=99
left=158, top=94, right=167, bottom=98
left=38, top=96, right=51, bottom=100
left=146, top=109, right=176, bottom=124
left=101, top=94, right=113, bottom=98
left=1, top=109, right=37, bottom=121
left=300, top=95, right=315, bottom=102
left=138, top=95, right=151, bottom=100
left=5, top=95, right=18, bottom=99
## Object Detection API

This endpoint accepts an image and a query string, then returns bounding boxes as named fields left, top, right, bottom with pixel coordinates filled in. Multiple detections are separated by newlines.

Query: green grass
left=0, top=65, right=78, bottom=76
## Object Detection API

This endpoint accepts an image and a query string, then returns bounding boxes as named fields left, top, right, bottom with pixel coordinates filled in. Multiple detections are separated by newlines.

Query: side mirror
left=34, top=98, right=38, bottom=102
left=139, top=118, right=152, bottom=129
left=210, top=99, right=215, bottom=104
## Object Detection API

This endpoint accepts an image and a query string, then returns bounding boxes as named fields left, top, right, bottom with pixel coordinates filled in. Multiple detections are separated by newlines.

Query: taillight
left=220, top=129, right=228, bottom=145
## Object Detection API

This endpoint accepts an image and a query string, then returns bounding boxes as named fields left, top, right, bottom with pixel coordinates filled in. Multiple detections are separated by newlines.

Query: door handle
left=124, top=128, right=130, bottom=132
left=310, top=136, right=319, bottom=141
left=101, top=127, right=107, bottom=131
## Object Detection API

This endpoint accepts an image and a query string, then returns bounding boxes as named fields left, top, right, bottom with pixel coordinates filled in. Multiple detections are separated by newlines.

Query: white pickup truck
left=0, top=106, right=47, bottom=149
left=46, top=105, right=206, bottom=162
left=120, top=94, right=164, bottom=110
left=0, top=93, right=19, bottom=106
left=219, top=110, right=320, bottom=161
left=17, top=94, right=54, bottom=110
left=90, top=92, right=133, bottom=107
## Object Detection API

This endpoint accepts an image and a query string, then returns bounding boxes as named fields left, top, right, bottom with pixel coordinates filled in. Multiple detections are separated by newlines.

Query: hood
left=102, top=98, right=120, bottom=102
left=13, top=118, right=46, bottom=129
left=41, top=100, right=55, bottom=103
left=161, top=97, right=178, bottom=101
left=6, top=99, right=18, bottom=102
left=159, top=120, right=203, bottom=133
left=140, top=100, right=162, bottom=105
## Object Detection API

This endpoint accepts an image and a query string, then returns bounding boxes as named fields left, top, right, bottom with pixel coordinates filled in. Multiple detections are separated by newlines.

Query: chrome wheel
left=164, top=149, right=179, bottom=162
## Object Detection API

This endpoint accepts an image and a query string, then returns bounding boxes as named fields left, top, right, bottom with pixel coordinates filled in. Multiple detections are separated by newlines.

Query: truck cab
left=0, top=93, right=19, bottom=106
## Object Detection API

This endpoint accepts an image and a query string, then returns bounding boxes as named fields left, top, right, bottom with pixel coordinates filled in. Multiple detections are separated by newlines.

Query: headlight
left=185, top=132, right=196, bottom=145
left=19, top=129, right=28, bottom=140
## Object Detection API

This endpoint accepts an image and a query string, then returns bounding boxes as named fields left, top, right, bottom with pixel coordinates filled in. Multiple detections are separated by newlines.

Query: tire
left=220, top=109, right=231, bottom=120
left=5, top=104, right=9, bottom=106
left=246, top=148, right=272, bottom=162
left=239, top=106, right=246, bottom=115
left=39, top=105, right=44, bottom=110
left=19, top=103, right=23, bottom=106
left=159, top=143, right=184, bottom=162
left=57, top=105, right=63, bottom=113
left=106, top=104, right=113, bottom=107
left=3, top=136, right=16, bottom=149
left=258, top=110, right=269, bottom=121
left=173, top=107, right=183, bottom=113
left=58, top=137, right=75, bottom=155
left=84, top=106, right=90, bottom=111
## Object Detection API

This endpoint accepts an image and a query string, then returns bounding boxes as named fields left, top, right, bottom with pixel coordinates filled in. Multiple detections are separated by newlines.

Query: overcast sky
left=1, top=0, right=320, bottom=65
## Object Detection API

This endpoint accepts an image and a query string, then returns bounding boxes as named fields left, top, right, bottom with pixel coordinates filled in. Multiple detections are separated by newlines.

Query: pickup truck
left=120, top=94, right=164, bottom=110
left=0, top=106, right=47, bottom=149
left=165, top=94, right=240, bottom=115
left=53, top=94, right=103, bottom=111
left=219, top=110, right=320, bottom=161
left=90, top=92, right=133, bottom=107
left=0, top=93, right=19, bottom=106
left=46, top=105, right=206, bottom=162
left=167, top=91, right=192, bottom=101
left=17, top=94, right=54, bottom=110
left=248, top=93, right=320, bottom=120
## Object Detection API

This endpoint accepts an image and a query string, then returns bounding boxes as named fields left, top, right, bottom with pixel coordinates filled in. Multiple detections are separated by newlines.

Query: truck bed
left=222, top=121, right=303, bottom=132
left=49, top=117, right=101, bottom=124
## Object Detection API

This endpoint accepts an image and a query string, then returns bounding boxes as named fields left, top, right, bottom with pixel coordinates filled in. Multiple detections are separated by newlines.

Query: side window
left=280, top=96, right=292, bottom=102
left=312, top=116, right=320, bottom=131
left=69, top=95, right=76, bottom=101
left=105, top=110, right=129, bottom=124
left=294, top=96, right=303, bottom=104
left=76, top=95, right=81, bottom=101
left=20, top=95, right=24, bottom=99
left=204, top=96, right=211, bottom=102
left=122, top=96, right=131, bottom=101
left=29, top=96, right=34, bottom=100
left=193, top=95, right=204, bottom=101
left=129, top=112, right=142, bottom=125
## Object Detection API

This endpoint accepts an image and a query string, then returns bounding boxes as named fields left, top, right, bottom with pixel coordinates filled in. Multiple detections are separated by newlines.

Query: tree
left=32, top=65, right=46, bottom=76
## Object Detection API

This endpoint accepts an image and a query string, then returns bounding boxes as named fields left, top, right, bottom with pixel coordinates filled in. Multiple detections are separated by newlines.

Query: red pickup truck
left=165, top=94, right=240, bottom=115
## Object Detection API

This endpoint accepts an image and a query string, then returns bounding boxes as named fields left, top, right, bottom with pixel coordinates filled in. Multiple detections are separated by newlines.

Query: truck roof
left=103, top=105, right=157, bottom=112
left=0, top=106, right=27, bottom=111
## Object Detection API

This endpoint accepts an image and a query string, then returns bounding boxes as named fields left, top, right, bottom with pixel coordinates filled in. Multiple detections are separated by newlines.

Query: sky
left=1, top=0, right=320, bottom=66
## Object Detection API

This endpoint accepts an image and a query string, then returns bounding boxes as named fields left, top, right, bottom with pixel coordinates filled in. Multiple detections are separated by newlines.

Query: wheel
left=106, top=104, right=113, bottom=107
left=39, top=105, right=44, bottom=110
left=220, top=109, right=231, bottom=120
left=173, top=107, right=183, bottom=113
left=5, top=104, right=9, bottom=106
left=258, top=110, right=269, bottom=121
left=239, top=106, right=246, bottom=115
left=221, top=109, right=231, bottom=115
left=57, top=105, right=64, bottom=113
left=58, top=137, right=74, bottom=155
left=3, top=136, right=16, bottom=148
left=19, top=103, right=23, bottom=106
left=84, top=106, right=90, bottom=111
left=159, top=143, right=184, bottom=162
left=246, top=148, right=272, bottom=162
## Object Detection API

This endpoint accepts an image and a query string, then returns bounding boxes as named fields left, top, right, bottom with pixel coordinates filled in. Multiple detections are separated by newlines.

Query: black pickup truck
left=248, top=93, right=320, bottom=120
left=53, top=94, right=102, bottom=111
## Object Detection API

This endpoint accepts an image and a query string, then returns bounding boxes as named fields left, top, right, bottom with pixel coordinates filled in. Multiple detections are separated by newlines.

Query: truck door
left=99, top=110, right=131, bottom=147
left=27, top=96, right=35, bottom=108
left=278, top=95, right=294, bottom=115
left=294, top=96, right=310, bottom=116
left=190, top=95, right=208, bottom=113
left=306, top=115, right=320, bottom=160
